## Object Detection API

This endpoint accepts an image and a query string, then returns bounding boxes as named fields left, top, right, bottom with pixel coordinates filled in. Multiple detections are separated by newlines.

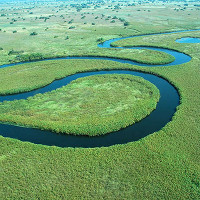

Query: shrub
left=68, top=19, right=73, bottom=24
left=30, top=32, right=38, bottom=36
left=8, top=49, right=24, bottom=55
left=96, top=38, right=104, bottom=43
left=124, top=21, right=130, bottom=26
left=15, top=53, right=44, bottom=62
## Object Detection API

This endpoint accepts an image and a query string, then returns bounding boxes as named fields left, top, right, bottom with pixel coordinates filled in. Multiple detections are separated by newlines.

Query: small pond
left=176, top=37, right=200, bottom=43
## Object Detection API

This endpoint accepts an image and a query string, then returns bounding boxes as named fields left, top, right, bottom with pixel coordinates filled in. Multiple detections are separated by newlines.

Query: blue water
left=176, top=37, right=200, bottom=43
left=0, top=70, right=179, bottom=147
left=0, top=29, right=199, bottom=148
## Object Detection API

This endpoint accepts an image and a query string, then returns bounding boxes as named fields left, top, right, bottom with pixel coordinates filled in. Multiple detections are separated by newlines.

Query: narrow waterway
left=0, top=29, right=199, bottom=147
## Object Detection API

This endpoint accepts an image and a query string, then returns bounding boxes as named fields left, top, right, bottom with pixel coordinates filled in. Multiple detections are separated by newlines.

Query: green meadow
left=1, top=0, right=199, bottom=65
left=0, top=0, right=200, bottom=199
left=0, top=74, right=160, bottom=136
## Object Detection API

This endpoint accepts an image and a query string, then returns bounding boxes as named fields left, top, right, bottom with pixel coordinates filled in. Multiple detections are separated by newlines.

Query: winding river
left=0, top=29, right=199, bottom=148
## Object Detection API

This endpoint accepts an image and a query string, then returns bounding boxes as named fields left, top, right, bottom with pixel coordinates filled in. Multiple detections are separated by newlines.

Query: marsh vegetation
left=0, top=74, right=160, bottom=136
left=0, top=0, right=200, bottom=199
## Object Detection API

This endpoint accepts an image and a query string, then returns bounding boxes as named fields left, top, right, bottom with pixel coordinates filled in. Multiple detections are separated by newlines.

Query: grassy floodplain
left=0, top=0, right=199, bottom=65
left=0, top=0, right=200, bottom=199
left=0, top=30, right=200, bottom=199
left=0, top=74, right=160, bottom=136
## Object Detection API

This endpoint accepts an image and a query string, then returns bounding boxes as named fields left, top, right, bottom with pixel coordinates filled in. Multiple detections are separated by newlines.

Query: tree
left=30, top=32, right=38, bottom=36
left=69, top=26, right=75, bottom=29
left=96, top=38, right=104, bottom=43
left=124, top=21, right=130, bottom=26
left=68, top=19, right=73, bottom=24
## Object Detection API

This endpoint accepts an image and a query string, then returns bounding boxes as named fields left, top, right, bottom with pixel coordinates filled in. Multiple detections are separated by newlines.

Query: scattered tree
left=30, top=32, right=38, bottom=36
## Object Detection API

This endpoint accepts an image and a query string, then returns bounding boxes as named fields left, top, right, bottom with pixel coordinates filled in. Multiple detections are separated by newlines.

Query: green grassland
left=0, top=59, right=159, bottom=95
left=0, top=0, right=200, bottom=199
left=0, top=30, right=199, bottom=199
left=112, top=30, right=200, bottom=50
left=86, top=49, right=175, bottom=65
left=0, top=1, right=199, bottom=65
left=0, top=74, right=160, bottom=136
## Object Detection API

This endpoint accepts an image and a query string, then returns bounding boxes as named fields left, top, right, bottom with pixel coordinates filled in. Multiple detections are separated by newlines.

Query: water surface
left=0, top=70, right=179, bottom=148
left=176, top=37, right=200, bottom=43
left=0, top=29, right=199, bottom=147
